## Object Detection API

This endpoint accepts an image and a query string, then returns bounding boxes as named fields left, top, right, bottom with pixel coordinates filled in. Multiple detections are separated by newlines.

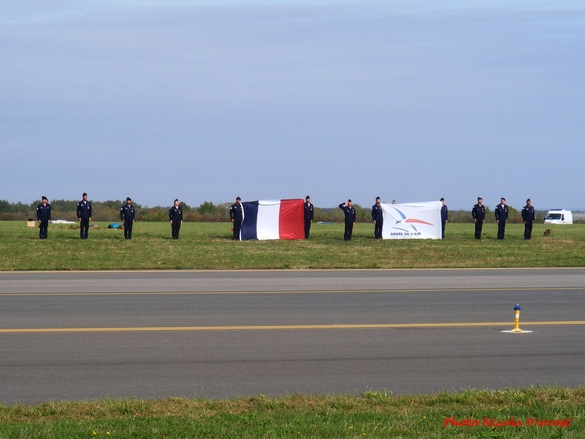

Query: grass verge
left=0, top=221, right=584, bottom=271
left=0, top=387, right=583, bottom=438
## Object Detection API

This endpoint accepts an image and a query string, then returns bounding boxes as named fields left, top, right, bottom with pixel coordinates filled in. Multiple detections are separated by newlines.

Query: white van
left=544, top=209, right=573, bottom=225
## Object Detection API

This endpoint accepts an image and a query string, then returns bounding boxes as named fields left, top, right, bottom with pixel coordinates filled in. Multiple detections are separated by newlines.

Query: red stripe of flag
left=279, top=199, right=304, bottom=240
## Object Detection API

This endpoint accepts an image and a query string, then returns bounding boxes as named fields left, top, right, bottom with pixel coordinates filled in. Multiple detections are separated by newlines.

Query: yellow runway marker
left=502, top=304, right=533, bottom=333
left=2, top=321, right=585, bottom=334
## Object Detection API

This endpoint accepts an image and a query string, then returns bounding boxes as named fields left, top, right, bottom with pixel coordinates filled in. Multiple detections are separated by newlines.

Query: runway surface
left=1, top=269, right=584, bottom=404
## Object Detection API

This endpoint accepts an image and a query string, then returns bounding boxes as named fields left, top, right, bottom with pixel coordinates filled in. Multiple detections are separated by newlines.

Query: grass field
left=0, top=387, right=583, bottom=438
left=0, top=221, right=584, bottom=271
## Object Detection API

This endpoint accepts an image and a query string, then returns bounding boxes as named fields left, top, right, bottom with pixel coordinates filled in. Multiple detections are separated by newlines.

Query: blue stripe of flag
left=241, top=201, right=259, bottom=240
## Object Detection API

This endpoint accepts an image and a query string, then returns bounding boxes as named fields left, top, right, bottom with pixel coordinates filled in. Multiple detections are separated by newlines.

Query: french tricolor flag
left=240, top=199, right=305, bottom=240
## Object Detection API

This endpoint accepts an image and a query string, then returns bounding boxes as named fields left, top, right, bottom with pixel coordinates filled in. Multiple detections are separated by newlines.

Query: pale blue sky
left=1, top=1, right=583, bottom=209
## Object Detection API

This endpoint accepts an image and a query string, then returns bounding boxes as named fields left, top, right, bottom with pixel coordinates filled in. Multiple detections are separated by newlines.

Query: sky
left=1, top=0, right=584, bottom=210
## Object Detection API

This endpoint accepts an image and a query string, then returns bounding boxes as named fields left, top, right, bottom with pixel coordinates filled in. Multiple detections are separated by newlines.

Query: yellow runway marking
left=1, top=321, right=585, bottom=333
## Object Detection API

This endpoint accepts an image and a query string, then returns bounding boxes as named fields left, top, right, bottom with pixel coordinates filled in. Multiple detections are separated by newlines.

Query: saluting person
left=120, top=197, right=135, bottom=239
left=371, top=197, right=383, bottom=239
left=522, top=198, right=535, bottom=240
left=495, top=197, right=508, bottom=240
left=471, top=197, right=485, bottom=239
left=230, top=197, right=243, bottom=240
left=169, top=199, right=183, bottom=240
left=339, top=199, right=356, bottom=241
left=76, top=192, right=92, bottom=239
left=36, top=196, right=51, bottom=239
left=304, top=196, right=314, bottom=239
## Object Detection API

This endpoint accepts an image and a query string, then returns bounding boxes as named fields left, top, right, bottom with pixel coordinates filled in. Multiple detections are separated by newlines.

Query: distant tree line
left=0, top=199, right=550, bottom=223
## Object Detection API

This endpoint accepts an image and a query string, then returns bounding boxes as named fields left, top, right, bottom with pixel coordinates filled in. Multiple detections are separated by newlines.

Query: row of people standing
left=36, top=193, right=94, bottom=240
left=35, top=194, right=184, bottom=240
left=119, top=197, right=184, bottom=240
left=35, top=194, right=536, bottom=241
left=472, top=197, right=536, bottom=240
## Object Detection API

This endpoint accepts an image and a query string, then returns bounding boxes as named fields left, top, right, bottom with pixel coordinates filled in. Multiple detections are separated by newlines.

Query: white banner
left=381, top=201, right=442, bottom=239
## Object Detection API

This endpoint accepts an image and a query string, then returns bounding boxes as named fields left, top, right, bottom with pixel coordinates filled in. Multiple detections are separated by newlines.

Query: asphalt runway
left=1, top=269, right=584, bottom=405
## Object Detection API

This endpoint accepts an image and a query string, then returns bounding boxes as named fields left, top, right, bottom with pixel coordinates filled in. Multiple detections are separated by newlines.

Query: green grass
left=0, top=221, right=584, bottom=271
left=0, top=387, right=583, bottom=438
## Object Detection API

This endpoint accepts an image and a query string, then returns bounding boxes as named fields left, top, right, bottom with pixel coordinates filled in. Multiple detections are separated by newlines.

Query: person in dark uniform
left=76, top=193, right=92, bottom=239
left=338, top=199, right=356, bottom=241
left=230, top=197, right=243, bottom=240
left=521, top=199, right=535, bottom=240
left=169, top=199, right=183, bottom=240
left=471, top=197, right=485, bottom=239
left=120, top=197, right=135, bottom=239
left=36, top=196, right=51, bottom=239
left=440, top=197, right=448, bottom=239
left=495, top=197, right=508, bottom=240
left=371, top=196, right=383, bottom=239
left=303, top=195, right=314, bottom=239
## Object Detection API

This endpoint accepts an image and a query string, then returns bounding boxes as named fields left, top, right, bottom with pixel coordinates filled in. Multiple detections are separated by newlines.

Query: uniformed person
left=371, top=196, right=383, bottom=239
left=338, top=199, right=356, bottom=241
left=471, top=197, right=485, bottom=239
left=440, top=197, right=448, bottom=239
left=36, top=196, right=51, bottom=239
left=304, top=195, right=314, bottom=239
left=76, top=192, right=92, bottom=239
left=120, top=197, right=135, bottom=239
left=169, top=199, right=183, bottom=240
left=495, top=197, right=508, bottom=240
left=229, top=197, right=243, bottom=240
left=522, top=198, right=535, bottom=240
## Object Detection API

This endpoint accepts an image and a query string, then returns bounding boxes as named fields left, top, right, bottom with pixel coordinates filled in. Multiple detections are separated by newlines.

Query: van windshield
left=546, top=214, right=562, bottom=220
